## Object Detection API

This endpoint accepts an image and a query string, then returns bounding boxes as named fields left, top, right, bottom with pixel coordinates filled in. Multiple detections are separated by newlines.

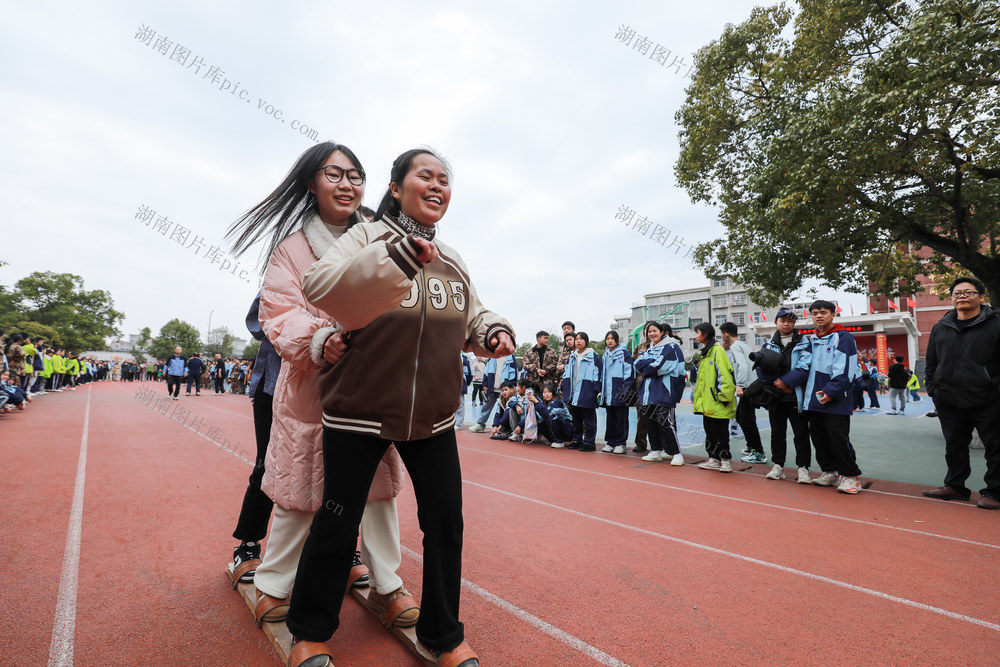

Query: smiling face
left=391, top=153, right=451, bottom=225
left=647, top=327, right=662, bottom=345
left=310, top=150, right=364, bottom=226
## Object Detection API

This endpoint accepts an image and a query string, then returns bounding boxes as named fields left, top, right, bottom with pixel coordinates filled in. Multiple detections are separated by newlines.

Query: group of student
left=0, top=329, right=119, bottom=414
left=466, top=302, right=867, bottom=495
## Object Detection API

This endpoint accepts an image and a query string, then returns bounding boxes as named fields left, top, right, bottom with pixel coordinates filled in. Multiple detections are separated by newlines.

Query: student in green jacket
left=64, top=352, right=80, bottom=391
left=51, top=349, right=66, bottom=391
left=692, top=322, right=737, bottom=473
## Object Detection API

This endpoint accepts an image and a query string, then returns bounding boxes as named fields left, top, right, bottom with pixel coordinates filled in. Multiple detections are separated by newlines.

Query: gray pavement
left=459, top=392, right=990, bottom=491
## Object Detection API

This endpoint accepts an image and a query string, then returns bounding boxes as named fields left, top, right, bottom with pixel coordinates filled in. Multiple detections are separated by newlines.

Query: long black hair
left=226, top=141, right=368, bottom=271
left=372, top=147, right=451, bottom=222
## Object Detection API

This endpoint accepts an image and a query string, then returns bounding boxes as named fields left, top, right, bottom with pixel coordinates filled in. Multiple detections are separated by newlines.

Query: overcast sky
left=1, top=1, right=868, bottom=349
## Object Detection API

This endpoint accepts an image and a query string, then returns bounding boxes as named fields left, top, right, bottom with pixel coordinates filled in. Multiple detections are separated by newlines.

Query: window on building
left=690, top=318, right=703, bottom=327
left=738, top=333, right=746, bottom=342
left=712, top=296, right=728, bottom=308
left=712, top=279, right=727, bottom=288
left=751, top=311, right=762, bottom=323
left=731, top=293, right=748, bottom=306
left=755, top=334, right=768, bottom=346
left=732, top=312, right=745, bottom=326
left=690, top=338, right=699, bottom=350
left=715, top=315, right=727, bottom=326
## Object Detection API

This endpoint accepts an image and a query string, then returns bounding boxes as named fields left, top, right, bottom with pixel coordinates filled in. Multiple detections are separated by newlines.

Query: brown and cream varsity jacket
left=302, top=214, right=515, bottom=442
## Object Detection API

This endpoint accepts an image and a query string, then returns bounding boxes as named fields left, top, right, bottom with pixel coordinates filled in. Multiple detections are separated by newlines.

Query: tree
left=0, top=271, right=124, bottom=351
left=149, top=319, right=202, bottom=360
left=131, top=327, right=152, bottom=365
left=675, top=0, right=1000, bottom=304
left=242, top=338, right=261, bottom=361
left=7, top=321, right=62, bottom=347
left=205, top=326, right=236, bottom=358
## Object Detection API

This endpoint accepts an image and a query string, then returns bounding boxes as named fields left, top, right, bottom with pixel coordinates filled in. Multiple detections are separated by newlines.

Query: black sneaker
left=352, top=551, right=369, bottom=588
left=233, top=541, right=261, bottom=582
left=631, top=445, right=647, bottom=453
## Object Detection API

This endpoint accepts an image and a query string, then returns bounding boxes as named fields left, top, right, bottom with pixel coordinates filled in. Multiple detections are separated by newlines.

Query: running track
left=3, top=381, right=997, bottom=665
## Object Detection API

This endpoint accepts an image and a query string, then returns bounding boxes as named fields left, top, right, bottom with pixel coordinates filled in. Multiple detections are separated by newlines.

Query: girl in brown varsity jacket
left=285, top=149, right=514, bottom=667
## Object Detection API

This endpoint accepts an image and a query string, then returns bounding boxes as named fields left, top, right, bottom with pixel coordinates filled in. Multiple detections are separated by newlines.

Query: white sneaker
left=698, top=458, right=721, bottom=470
left=612, top=445, right=626, bottom=455
left=642, top=450, right=664, bottom=462
left=797, top=467, right=812, bottom=484
left=812, top=471, right=839, bottom=486
left=765, top=463, right=785, bottom=480
left=551, top=442, right=565, bottom=449
left=837, top=476, right=861, bottom=494
left=670, top=453, right=685, bottom=466
left=602, top=444, right=614, bottom=453
left=720, top=459, right=733, bottom=473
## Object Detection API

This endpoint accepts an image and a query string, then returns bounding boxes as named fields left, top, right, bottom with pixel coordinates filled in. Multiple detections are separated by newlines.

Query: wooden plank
left=226, top=564, right=294, bottom=666
left=349, top=585, right=436, bottom=666
left=226, top=565, right=434, bottom=666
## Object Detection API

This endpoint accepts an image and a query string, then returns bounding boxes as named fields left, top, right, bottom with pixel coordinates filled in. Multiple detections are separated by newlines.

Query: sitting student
left=488, top=381, right=519, bottom=440
left=470, top=353, right=518, bottom=433
left=533, top=383, right=573, bottom=447
left=0, top=370, right=31, bottom=412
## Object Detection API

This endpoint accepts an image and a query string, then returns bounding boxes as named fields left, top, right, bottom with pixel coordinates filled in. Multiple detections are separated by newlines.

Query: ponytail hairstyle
left=226, top=141, right=368, bottom=272
left=658, top=322, right=683, bottom=343
left=372, top=147, right=452, bottom=222
left=694, top=322, right=716, bottom=353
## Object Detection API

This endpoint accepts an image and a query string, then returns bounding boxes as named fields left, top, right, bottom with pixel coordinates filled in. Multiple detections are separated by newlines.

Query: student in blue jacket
left=781, top=300, right=863, bottom=494
left=600, top=331, right=635, bottom=454
left=469, top=353, right=517, bottom=432
left=634, top=322, right=687, bottom=465
left=533, top=383, right=573, bottom=447
left=560, top=332, right=602, bottom=452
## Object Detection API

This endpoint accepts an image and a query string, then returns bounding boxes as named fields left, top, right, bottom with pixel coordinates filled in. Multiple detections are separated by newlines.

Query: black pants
left=604, top=406, right=630, bottom=447
left=634, top=408, right=648, bottom=448
left=703, top=416, right=731, bottom=460
left=569, top=405, right=597, bottom=447
left=539, top=418, right=572, bottom=444
left=471, top=382, right=485, bottom=404
left=936, top=401, right=1000, bottom=498
left=865, top=385, right=880, bottom=408
left=642, top=405, right=679, bottom=455
left=807, top=412, right=861, bottom=477
left=287, top=428, right=465, bottom=652
left=166, top=375, right=182, bottom=397
left=213, top=377, right=225, bottom=394
left=233, top=384, right=275, bottom=542
left=768, top=402, right=811, bottom=468
left=185, top=375, right=200, bottom=394
left=736, top=397, right=764, bottom=453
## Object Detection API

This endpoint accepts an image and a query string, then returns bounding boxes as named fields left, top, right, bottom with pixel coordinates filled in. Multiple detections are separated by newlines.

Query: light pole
left=207, top=310, right=214, bottom=352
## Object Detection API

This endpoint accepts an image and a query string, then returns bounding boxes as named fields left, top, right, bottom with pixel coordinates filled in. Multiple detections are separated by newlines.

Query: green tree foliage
left=148, top=319, right=202, bottom=360
left=205, top=326, right=236, bottom=358
left=675, top=0, right=1000, bottom=304
left=242, top=338, right=262, bottom=362
left=7, top=321, right=62, bottom=347
left=1, top=271, right=124, bottom=352
left=130, top=326, right=152, bottom=365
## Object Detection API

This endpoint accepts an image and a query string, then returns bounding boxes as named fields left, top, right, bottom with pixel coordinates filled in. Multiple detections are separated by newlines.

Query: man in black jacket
left=212, top=353, right=226, bottom=394
left=186, top=353, right=205, bottom=396
left=922, top=277, right=1000, bottom=510
left=886, top=355, right=910, bottom=415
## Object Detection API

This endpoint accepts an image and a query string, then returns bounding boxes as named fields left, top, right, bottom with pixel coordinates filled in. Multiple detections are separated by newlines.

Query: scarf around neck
left=397, top=212, right=437, bottom=241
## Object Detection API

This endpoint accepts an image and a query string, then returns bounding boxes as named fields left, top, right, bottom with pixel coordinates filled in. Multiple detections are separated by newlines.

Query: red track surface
left=3, top=381, right=998, bottom=665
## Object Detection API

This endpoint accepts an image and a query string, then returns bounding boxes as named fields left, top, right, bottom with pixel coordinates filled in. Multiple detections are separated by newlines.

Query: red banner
left=876, top=334, right=888, bottom=375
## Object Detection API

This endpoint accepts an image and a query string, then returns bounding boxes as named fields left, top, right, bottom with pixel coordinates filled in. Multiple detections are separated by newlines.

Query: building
left=617, top=280, right=769, bottom=352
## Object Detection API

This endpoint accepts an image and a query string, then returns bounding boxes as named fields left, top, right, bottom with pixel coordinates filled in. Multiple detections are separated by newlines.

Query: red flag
left=869, top=304, right=875, bottom=314
left=887, top=300, right=900, bottom=310
left=802, top=308, right=808, bottom=318
left=761, top=312, right=767, bottom=321
left=850, top=304, right=855, bottom=315
left=907, top=297, right=917, bottom=308
left=836, top=305, right=843, bottom=314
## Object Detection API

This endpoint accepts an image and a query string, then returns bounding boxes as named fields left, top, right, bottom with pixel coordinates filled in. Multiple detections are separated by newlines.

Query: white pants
left=253, top=497, right=403, bottom=598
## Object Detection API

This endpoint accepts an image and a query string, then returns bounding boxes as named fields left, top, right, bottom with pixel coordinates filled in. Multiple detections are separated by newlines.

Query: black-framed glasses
left=317, top=165, right=364, bottom=186
left=952, top=290, right=980, bottom=298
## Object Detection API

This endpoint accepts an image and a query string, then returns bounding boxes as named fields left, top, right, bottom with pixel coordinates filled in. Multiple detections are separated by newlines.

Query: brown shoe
left=977, top=495, right=1000, bottom=510
left=922, top=486, right=971, bottom=501
left=368, top=586, right=420, bottom=628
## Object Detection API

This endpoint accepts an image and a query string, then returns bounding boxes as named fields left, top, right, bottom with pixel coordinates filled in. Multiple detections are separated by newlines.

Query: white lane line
left=400, top=546, right=628, bottom=666
left=47, top=385, right=92, bottom=666
left=460, top=446, right=999, bottom=550
left=463, top=479, right=1000, bottom=634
